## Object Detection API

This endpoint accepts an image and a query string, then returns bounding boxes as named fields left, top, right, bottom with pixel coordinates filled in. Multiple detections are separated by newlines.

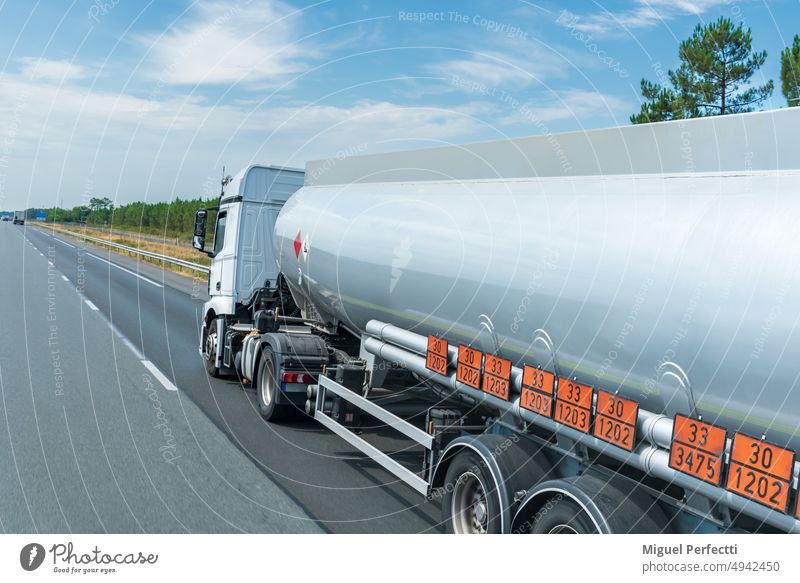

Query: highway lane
left=18, top=224, right=442, bottom=533
left=0, top=222, right=321, bottom=533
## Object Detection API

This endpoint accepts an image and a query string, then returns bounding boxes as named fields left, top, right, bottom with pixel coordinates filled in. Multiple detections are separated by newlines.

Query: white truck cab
left=193, top=164, right=304, bottom=377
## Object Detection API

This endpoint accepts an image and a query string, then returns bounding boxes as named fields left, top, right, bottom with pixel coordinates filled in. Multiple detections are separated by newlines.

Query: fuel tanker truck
left=192, top=108, right=800, bottom=534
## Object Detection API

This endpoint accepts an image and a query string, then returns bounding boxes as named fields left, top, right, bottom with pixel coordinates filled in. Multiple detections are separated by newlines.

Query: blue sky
left=0, top=0, right=798, bottom=209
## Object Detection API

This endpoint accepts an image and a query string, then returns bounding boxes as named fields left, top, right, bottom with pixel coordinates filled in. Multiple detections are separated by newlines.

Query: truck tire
left=256, top=347, right=292, bottom=421
left=441, top=451, right=502, bottom=534
left=530, top=496, right=598, bottom=534
left=205, top=319, right=221, bottom=378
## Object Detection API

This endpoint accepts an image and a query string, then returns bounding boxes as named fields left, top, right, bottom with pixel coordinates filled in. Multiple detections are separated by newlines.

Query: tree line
left=632, top=17, right=800, bottom=123
left=40, top=196, right=217, bottom=239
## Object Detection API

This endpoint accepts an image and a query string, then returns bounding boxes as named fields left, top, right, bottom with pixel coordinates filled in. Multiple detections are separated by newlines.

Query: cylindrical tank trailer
left=274, top=170, right=800, bottom=451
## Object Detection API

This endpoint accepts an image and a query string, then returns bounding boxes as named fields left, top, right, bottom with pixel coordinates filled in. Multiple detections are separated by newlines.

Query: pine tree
left=780, top=35, right=800, bottom=106
left=632, top=17, right=773, bottom=123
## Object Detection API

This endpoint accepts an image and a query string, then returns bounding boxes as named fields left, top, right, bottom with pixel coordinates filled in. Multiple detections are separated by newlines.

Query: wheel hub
left=451, top=472, right=489, bottom=534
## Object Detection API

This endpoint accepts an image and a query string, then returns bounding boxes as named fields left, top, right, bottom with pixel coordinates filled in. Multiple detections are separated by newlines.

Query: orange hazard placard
left=668, top=414, right=726, bottom=486
left=483, top=373, right=509, bottom=400
left=593, top=390, right=639, bottom=451
left=595, top=390, right=638, bottom=425
left=425, top=336, right=448, bottom=376
left=520, top=365, right=555, bottom=417
left=554, top=378, right=593, bottom=433
left=554, top=400, right=591, bottom=432
left=484, top=354, right=511, bottom=380
left=522, top=365, right=555, bottom=395
left=481, top=354, right=511, bottom=401
left=725, top=433, right=795, bottom=513
left=456, top=345, right=482, bottom=390
left=556, top=378, right=593, bottom=410
left=520, top=389, right=553, bottom=417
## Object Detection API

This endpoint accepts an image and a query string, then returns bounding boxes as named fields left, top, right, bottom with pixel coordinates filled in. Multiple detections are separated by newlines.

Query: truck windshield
left=213, top=211, right=227, bottom=255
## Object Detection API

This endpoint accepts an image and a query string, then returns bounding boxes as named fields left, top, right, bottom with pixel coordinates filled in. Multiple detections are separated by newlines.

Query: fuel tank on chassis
left=274, top=170, right=800, bottom=450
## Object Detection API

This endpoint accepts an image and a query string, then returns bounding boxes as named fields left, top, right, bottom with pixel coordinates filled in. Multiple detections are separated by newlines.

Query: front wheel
left=205, top=319, right=221, bottom=378
left=441, top=451, right=501, bottom=534
left=256, top=347, right=292, bottom=421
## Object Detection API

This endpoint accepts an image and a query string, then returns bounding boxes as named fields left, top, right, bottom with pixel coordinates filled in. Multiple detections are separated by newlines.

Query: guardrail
left=39, top=226, right=211, bottom=274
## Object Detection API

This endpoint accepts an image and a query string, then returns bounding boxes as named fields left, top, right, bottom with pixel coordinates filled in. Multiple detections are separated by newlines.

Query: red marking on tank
left=294, top=230, right=302, bottom=258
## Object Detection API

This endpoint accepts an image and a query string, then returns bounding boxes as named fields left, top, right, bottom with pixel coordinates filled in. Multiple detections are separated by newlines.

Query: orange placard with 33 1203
left=520, top=365, right=555, bottom=417
left=482, top=354, right=511, bottom=400
left=554, top=378, right=593, bottom=433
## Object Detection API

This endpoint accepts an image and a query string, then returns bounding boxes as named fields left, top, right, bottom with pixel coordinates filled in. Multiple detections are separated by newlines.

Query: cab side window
left=213, top=211, right=227, bottom=255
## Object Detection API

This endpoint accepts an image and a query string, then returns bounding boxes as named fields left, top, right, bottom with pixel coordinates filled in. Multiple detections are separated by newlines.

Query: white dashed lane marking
left=141, top=360, right=179, bottom=392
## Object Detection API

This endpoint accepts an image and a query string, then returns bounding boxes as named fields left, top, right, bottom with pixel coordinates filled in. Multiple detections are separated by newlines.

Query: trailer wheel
left=442, top=451, right=501, bottom=534
left=530, top=496, right=598, bottom=534
left=205, top=319, right=221, bottom=378
left=256, top=347, right=291, bottom=421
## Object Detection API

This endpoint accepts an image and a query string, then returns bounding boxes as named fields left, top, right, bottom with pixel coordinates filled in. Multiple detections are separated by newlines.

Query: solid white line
left=48, top=261, right=54, bottom=267
left=83, top=299, right=99, bottom=311
left=53, top=237, right=76, bottom=248
left=86, top=252, right=163, bottom=288
left=61, top=275, right=69, bottom=282
left=121, top=337, right=145, bottom=360
left=141, top=360, right=179, bottom=392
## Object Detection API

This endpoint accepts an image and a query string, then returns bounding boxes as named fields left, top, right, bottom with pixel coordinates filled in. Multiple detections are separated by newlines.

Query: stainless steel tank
left=274, top=111, right=800, bottom=450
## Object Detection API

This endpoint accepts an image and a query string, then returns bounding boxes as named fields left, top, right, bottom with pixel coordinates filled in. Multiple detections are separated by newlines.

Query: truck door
left=209, top=209, right=232, bottom=296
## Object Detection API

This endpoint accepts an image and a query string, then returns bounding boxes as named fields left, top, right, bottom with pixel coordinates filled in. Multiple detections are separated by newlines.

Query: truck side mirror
left=193, top=209, right=207, bottom=252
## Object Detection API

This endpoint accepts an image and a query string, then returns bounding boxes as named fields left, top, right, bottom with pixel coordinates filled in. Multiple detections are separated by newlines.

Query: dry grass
left=38, top=223, right=211, bottom=280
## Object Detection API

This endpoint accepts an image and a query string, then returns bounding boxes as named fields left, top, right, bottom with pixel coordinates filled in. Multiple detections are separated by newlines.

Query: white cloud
left=139, top=0, right=310, bottom=86
left=17, top=57, right=91, bottom=82
left=429, top=52, right=545, bottom=88
left=495, top=89, right=631, bottom=126
left=425, top=34, right=579, bottom=96
left=556, top=0, right=733, bottom=36
left=0, top=68, right=493, bottom=207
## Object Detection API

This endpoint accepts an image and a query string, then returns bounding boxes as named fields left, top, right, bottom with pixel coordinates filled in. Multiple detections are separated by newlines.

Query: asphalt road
left=0, top=222, right=441, bottom=533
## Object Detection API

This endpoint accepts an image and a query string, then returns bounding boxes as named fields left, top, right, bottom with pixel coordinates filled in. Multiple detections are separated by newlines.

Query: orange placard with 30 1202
left=456, top=345, right=482, bottom=390
left=425, top=336, right=449, bottom=376
left=725, top=433, right=795, bottom=513
left=593, top=390, right=639, bottom=452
